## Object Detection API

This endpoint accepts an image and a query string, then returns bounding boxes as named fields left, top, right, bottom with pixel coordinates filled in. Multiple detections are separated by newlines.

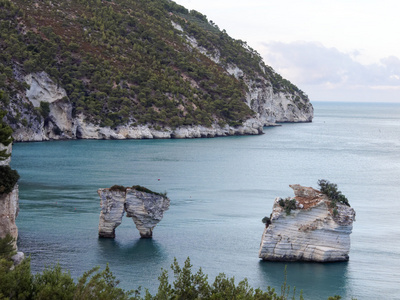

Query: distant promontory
left=0, top=0, right=312, bottom=142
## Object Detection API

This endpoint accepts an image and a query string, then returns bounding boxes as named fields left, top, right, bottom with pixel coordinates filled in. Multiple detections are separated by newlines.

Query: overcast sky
left=173, top=0, right=400, bottom=102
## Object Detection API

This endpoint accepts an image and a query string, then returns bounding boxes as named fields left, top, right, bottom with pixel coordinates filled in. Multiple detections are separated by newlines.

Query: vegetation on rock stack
left=0, top=0, right=309, bottom=132
left=318, top=179, right=350, bottom=207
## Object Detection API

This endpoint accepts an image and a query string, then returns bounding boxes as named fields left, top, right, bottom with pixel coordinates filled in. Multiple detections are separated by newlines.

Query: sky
left=173, top=0, right=400, bottom=102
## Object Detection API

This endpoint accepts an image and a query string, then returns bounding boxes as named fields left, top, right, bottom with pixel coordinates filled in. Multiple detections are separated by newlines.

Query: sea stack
left=98, top=186, right=170, bottom=238
left=259, top=184, right=355, bottom=262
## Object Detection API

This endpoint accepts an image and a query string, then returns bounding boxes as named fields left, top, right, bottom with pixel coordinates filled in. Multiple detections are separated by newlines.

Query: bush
left=131, top=185, right=167, bottom=197
left=0, top=165, right=20, bottom=194
left=109, top=185, right=127, bottom=192
left=317, top=179, right=350, bottom=207
left=0, top=110, right=13, bottom=162
left=278, top=197, right=297, bottom=215
left=262, top=216, right=271, bottom=225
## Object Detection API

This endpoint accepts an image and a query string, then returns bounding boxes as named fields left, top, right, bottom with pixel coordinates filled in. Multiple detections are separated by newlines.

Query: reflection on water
left=257, top=261, right=351, bottom=299
left=97, top=238, right=167, bottom=264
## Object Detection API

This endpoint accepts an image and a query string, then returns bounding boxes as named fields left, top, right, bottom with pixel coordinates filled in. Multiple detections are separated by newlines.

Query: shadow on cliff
left=257, top=261, right=351, bottom=299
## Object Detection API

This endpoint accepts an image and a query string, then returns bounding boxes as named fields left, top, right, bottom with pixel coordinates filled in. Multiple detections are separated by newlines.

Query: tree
left=0, top=110, right=13, bottom=162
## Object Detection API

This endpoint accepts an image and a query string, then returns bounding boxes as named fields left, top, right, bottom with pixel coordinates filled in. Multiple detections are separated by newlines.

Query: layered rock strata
left=0, top=185, right=19, bottom=242
left=259, top=184, right=355, bottom=262
left=98, top=187, right=170, bottom=238
left=0, top=142, right=24, bottom=264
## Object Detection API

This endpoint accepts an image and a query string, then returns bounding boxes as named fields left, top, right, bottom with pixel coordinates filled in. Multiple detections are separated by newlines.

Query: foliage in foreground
left=0, top=235, right=351, bottom=300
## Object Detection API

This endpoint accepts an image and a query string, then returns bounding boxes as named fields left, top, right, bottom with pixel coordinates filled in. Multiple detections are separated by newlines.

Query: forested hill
left=0, top=0, right=313, bottom=141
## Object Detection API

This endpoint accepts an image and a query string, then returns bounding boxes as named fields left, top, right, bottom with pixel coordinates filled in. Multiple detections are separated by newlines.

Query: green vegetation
left=109, top=185, right=167, bottom=197
left=262, top=216, right=271, bottom=226
left=278, top=197, right=297, bottom=215
left=0, top=110, right=13, bottom=161
left=0, top=236, right=352, bottom=299
left=0, top=0, right=309, bottom=132
left=0, top=165, right=20, bottom=194
left=109, top=185, right=128, bottom=192
left=317, top=179, right=350, bottom=207
left=0, top=110, right=19, bottom=194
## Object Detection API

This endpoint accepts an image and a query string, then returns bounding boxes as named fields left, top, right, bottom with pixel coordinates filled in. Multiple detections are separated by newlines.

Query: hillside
left=0, top=0, right=313, bottom=141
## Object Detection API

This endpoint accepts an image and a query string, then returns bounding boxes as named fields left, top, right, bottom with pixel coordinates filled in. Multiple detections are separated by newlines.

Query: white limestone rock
left=125, top=189, right=170, bottom=238
left=259, top=185, right=355, bottom=262
left=98, top=187, right=170, bottom=238
left=98, top=188, right=126, bottom=238
left=0, top=185, right=19, bottom=245
left=25, top=72, right=67, bottom=107
left=0, top=143, right=12, bottom=166
left=11, top=252, right=25, bottom=266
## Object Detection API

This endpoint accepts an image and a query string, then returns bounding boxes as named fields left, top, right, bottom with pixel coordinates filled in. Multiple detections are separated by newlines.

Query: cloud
left=262, top=41, right=400, bottom=91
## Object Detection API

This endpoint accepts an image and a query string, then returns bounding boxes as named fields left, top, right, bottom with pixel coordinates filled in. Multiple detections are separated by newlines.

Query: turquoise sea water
left=11, top=102, right=400, bottom=299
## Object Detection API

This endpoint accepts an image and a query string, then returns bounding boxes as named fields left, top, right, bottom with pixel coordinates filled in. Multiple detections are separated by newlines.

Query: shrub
left=317, top=179, right=350, bottom=207
left=0, top=165, right=20, bottom=194
left=131, top=185, right=167, bottom=197
left=262, top=216, right=271, bottom=225
left=109, top=185, right=127, bottom=192
left=0, top=110, right=13, bottom=162
left=278, top=197, right=297, bottom=215
left=39, top=101, right=50, bottom=119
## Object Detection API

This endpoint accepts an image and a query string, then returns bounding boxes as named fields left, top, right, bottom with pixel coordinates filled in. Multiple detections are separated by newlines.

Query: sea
left=10, top=102, right=400, bottom=299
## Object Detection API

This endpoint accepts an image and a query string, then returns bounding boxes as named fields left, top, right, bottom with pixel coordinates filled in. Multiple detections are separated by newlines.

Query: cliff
left=0, top=138, right=24, bottom=264
left=259, top=184, right=356, bottom=262
left=98, top=186, right=170, bottom=238
left=1, top=0, right=312, bottom=142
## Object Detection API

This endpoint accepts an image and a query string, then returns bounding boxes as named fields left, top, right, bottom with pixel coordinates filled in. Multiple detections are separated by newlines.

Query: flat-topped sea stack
left=259, top=184, right=356, bottom=262
left=98, top=185, right=170, bottom=239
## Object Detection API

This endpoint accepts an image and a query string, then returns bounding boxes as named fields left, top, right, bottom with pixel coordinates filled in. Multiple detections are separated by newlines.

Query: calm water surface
left=11, top=102, right=400, bottom=299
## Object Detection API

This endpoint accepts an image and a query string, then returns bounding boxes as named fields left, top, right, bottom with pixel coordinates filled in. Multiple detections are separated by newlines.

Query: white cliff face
left=98, top=187, right=170, bottom=238
left=0, top=185, right=19, bottom=244
left=259, top=185, right=355, bottom=262
left=0, top=140, right=20, bottom=253
left=226, top=64, right=314, bottom=125
left=184, top=34, right=314, bottom=125
left=25, top=72, right=67, bottom=107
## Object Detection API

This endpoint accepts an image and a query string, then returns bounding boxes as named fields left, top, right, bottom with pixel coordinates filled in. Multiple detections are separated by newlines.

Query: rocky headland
left=259, top=184, right=356, bottom=262
left=98, top=186, right=170, bottom=238
left=1, top=0, right=313, bottom=143
left=10, top=71, right=311, bottom=142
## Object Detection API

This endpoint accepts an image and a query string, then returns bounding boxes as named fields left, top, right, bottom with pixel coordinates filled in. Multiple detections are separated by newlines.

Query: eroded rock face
left=0, top=143, right=20, bottom=251
left=0, top=185, right=19, bottom=244
left=98, top=187, right=170, bottom=238
left=98, top=189, right=126, bottom=238
left=259, top=185, right=355, bottom=262
left=125, top=189, right=170, bottom=238
left=25, top=72, right=67, bottom=107
left=10, top=68, right=308, bottom=141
